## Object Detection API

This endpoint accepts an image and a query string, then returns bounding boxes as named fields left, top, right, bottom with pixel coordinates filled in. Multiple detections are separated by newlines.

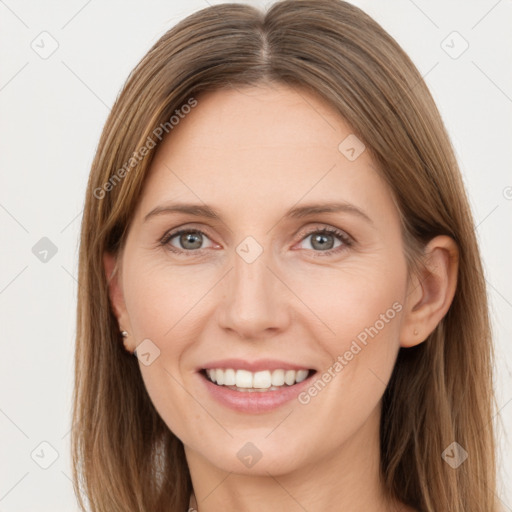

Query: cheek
left=292, top=261, right=405, bottom=418
left=123, top=257, right=211, bottom=346
left=288, top=258, right=405, bottom=348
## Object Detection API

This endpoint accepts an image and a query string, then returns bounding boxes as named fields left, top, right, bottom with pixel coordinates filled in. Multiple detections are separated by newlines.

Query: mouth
left=197, top=358, right=319, bottom=413
left=199, top=367, right=317, bottom=392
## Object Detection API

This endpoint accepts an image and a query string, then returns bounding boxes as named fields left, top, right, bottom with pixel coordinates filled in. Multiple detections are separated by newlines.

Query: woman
left=71, top=1, right=499, bottom=510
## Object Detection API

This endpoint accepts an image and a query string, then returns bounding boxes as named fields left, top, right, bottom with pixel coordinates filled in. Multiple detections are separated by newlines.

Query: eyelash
left=159, top=226, right=353, bottom=258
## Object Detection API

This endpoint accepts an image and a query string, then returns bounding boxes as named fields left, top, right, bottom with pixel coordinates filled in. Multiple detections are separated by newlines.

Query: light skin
left=104, top=83, right=458, bottom=512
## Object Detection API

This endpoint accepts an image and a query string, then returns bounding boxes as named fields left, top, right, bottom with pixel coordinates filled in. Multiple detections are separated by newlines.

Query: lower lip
left=199, top=371, right=316, bottom=413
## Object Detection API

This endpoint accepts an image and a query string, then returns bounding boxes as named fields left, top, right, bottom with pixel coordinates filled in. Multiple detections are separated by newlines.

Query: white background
left=0, top=1, right=511, bottom=510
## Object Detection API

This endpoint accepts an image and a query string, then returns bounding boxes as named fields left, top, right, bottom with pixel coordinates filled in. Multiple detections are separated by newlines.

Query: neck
left=184, top=403, right=406, bottom=512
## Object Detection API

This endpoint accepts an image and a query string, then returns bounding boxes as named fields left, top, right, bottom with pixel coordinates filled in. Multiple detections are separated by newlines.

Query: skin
left=104, top=83, right=459, bottom=512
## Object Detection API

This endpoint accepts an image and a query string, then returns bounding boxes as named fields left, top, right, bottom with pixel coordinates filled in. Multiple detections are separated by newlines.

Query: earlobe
left=400, top=235, right=459, bottom=348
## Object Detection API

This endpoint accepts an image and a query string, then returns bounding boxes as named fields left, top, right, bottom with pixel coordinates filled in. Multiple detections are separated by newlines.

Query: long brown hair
left=71, top=1, right=499, bottom=510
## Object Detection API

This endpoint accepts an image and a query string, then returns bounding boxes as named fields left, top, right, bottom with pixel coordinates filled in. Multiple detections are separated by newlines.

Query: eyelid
left=297, top=224, right=354, bottom=243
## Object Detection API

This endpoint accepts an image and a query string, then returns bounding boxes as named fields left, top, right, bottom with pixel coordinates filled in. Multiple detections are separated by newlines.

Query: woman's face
left=109, top=84, right=414, bottom=476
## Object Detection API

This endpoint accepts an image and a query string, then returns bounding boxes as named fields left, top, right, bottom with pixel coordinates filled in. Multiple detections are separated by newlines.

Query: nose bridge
left=217, top=236, right=289, bottom=338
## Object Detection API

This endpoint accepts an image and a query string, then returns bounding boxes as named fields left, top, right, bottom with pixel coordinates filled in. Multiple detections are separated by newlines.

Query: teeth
left=271, top=369, right=285, bottom=386
left=284, top=370, right=296, bottom=385
left=236, top=369, right=253, bottom=388
left=295, top=369, right=309, bottom=383
left=223, top=368, right=236, bottom=386
left=253, top=371, right=271, bottom=389
left=205, top=368, right=311, bottom=389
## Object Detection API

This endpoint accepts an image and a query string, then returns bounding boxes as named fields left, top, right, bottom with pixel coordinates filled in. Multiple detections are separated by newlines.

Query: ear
left=399, top=235, right=459, bottom=348
left=103, top=252, right=134, bottom=350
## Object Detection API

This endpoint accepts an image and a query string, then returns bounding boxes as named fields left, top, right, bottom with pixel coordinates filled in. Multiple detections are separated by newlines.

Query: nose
left=216, top=247, right=291, bottom=340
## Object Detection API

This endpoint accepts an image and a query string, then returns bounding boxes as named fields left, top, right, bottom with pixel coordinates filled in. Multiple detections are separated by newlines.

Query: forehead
left=161, top=84, right=351, bottom=159
left=135, top=84, right=397, bottom=226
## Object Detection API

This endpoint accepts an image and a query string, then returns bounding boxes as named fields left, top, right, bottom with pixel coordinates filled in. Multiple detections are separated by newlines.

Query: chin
left=191, top=435, right=308, bottom=477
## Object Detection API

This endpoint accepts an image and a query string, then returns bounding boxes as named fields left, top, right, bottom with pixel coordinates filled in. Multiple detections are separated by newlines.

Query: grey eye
left=309, top=232, right=337, bottom=251
left=174, top=231, right=204, bottom=250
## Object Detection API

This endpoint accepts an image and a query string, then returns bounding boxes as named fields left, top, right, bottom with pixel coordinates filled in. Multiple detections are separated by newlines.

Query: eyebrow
left=144, top=201, right=374, bottom=225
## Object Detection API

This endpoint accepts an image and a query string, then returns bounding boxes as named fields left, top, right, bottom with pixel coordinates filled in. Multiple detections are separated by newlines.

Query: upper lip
left=199, top=358, right=315, bottom=373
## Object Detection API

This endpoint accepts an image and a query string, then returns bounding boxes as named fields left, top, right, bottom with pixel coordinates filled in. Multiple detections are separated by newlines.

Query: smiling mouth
left=200, top=368, right=317, bottom=392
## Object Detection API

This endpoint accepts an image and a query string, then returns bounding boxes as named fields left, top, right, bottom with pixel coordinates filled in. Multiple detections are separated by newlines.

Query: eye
left=295, top=227, right=352, bottom=257
left=160, top=229, right=216, bottom=255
